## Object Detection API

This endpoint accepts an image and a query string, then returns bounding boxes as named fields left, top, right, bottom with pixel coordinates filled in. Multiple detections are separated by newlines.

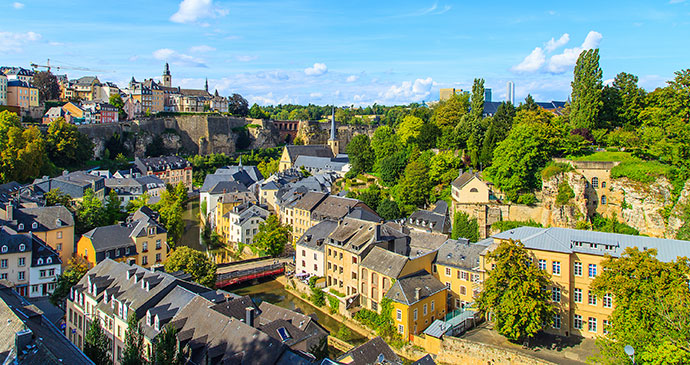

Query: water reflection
left=181, top=200, right=204, bottom=251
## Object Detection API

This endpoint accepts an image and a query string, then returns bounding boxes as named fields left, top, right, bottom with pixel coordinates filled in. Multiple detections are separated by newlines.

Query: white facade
left=29, top=260, right=60, bottom=298
left=226, top=205, right=269, bottom=245
left=0, top=74, right=7, bottom=106
left=296, top=244, right=324, bottom=277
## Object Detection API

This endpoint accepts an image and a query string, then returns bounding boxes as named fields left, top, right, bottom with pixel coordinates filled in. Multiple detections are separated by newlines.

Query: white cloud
left=309, top=92, right=322, bottom=98
left=236, top=55, right=258, bottom=62
left=170, top=0, right=228, bottom=24
left=153, top=48, right=207, bottom=68
left=12, top=2, right=24, bottom=9
left=669, top=0, right=686, bottom=3
left=545, top=33, right=570, bottom=52
left=381, top=77, right=433, bottom=102
left=304, top=63, right=328, bottom=76
left=512, top=47, right=545, bottom=72
left=346, top=75, right=359, bottom=82
left=547, top=31, right=602, bottom=73
left=0, top=31, right=41, bottom=52
left=189, top=45, right=215, bottom=53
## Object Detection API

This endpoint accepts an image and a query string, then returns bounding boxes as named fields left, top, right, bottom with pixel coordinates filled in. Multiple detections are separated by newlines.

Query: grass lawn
left=568, top=151, right=640, bottom=162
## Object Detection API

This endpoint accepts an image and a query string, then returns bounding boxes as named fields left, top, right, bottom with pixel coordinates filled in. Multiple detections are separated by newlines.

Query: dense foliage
left=451, top=211, right=479, bottom=242
left=252, top=215, right=291, bottom=257
left=84, top=317, right=111, bottom=365
left=50, top=257, right=89, bottom=305
left=164, top=246, right=217, bottom=287
left=122, top=312, right=145, bottom=365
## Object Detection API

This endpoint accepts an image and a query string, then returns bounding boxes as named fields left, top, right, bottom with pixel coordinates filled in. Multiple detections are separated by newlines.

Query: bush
left=555, top=182, right=575, bottom=205
left=491, top=220, right=542, bottom=232
left=309, top=276, right=319, bottom=289
left=517, top=193, right=537, bottom=205
left=327, top=295, right=340, bottom=314
left=310, top=287, right=325, bottom=307
left=353, top=298, right=402, bottom=343
left=335, top=326, right=351, bottom=341
left=611, top=161, right=675, bottom=184
left=329, top=288, right=345, bottom=297
left=590, top=213, right=640, bottom=235
left=541, top=162, right=573, bottom=180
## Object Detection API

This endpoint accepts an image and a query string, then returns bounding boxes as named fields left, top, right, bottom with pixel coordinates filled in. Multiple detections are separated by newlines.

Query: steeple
left=327, top=106, right=339, bottom=157
left=205, top=78, right=208, bottom=92
left=164, top=62, right=170, bottom=76
left=162, top=63, right=171, bottom=87
left=329, top=107, right=336, bottom=141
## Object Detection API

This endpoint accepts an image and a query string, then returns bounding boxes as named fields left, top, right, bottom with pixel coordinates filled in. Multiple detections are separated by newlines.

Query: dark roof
left=208, top=180, right=248, bottom=194
left=361, top=246, right=409, bottom=278
left=412, top=354, right=437, bottom=365
left=210, top=295, right=258, bottom=321
left=0, top=226, right=32, bottom=255
left=141, top=286, right=198, bottom=339
left=347, top=206, right=382, bottom=222
left=408, top=209, right=449, bottom=234
left=435, top=239, right=488, bottom=270
left=312, top=196, right=363, bottom=221
left=14, top=205, right=74, bottom=231
left=215, top=165, right=264, bottom=183
left=450, top=171, right=478, bottom=190
left=135, top=156, right=190, bottom=173
left=296, top=220, right=338, bottom=252
left=258, top=318, right=310, bottom=347
left=31, top=237, right=61, bottom=267
left=284, top=145, right=334, bottom=163
left=327, top=217, right=379, bottom=254
left=293, top=155, right=348, bottom=171
left=385, top=270, right=446, bottom=306
left=337, top=336, right=401, bottom=365
left=83, top=224, right=135, bottom=252
left=482, top=101, right=503, bottom=116
left=257, top=302, right=314, bottom=332
left=431, top=200, right=448, bottom=215
left=293, top=191, right=328, bottom=211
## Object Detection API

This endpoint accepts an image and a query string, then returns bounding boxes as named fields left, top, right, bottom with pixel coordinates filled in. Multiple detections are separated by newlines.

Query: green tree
left=248, top=103, right=268, bottom=119
left=76, top=188, right=105, bottom=234
left=109, top=94, right=127, bottom=120
left=396, top=160, right=430, bottom=208
left=434, top=93, right=470, bottom=129
left=228, top=93, right=249, bottom=117
left=396, top=115, right=425, bottom=145
left=44, top=188, right=72, bottom=207
left=84, top=317, right=111, bottom=365
left=518, top=94, right=539, bottom=112
left=555, top=182, right=574, bottom=206
left=257, top=158, right=279, bottom=178
left=590, top=248, right=690, bottom=364
left=570, top=49, right=603, bottom=130
left=451, top=212, right=479, bottom=242
left=310, top=286, right=325, bottom=306
left=104, top=190, right=124, bottom=224
left=346, top=134, right=375, bottom=174
left=32, top=71, right=61, bottom=101
left=471, top=78, right=485, bottom=121
left=50, top=257, right=89, bottom=305
left=351, top=184, right=382, bottom=211
left=252, top=215, right=290, bottom=257
left=164, top=246, right=217, bottom=287
left=379, top=150, right=408, bottom=186
left=154, top=187, right=184, bottom=248
left=0, top=118, right=47, bottom=183
left=122, top=312, right=145, bottom=365
left=371, top=126, right=399, bottom=166
left=154, top=324, right=182, bottom=365
left=478, top=239, right=555, bottom=343
left=377, top=199, right=401, bottom=220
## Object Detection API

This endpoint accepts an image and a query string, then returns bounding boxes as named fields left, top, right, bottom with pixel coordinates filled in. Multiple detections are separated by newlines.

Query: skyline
left=2, top=0, right=689, bottom=106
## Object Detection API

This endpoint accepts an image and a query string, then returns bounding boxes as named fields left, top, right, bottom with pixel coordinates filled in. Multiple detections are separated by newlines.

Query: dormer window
left=148, top=227, right=155, bottom=235
left=37, top=258, right=43, bottom=265
left=147, top=311, right=152, bottom=326
left=17, top=223, right=23, bottom=231
left=55, top=219, right=61, bottom=227
left=154, top=315, right=160, bottom=331
left=31, top=222, right=38, bottom=229
left=0, top=245, right=6, bottom=253
left=104, top=290, right=108, bottom=303
left=18, top=244, right=25, bottom=251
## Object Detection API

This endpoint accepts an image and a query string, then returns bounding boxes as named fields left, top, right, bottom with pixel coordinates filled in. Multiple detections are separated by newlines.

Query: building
left=6, top=80, right=38, bottom=109
left=162, top=62, right=171, bottom=87
left=0, top=73, right=7, bottom=105
left=295, top=220, right=338, bottom=277
left=256, top=301, right=329, bottom=356
left=386, top=270, right=447, bottom=341
left=450, top=170, right=496, bottom=205
left=2, top=67, right=33, bottom=83
left=507, top=81, right=515, bottom=104
left=293, top=155, right=350, bottom=174
left=407, top=201, right=451, bottom=235
left=134, top=156, right=193, bottom=190
left=279, top=145, right=335, bottom=172
left=291, top=192, right=328, bottom=241
left=29, top=236, right=62, bottom=297
left=123, top=95, right=143, bottom=120
left=439, top=88, right=469, bottom=101
left=0, top=282, right=92, bottom=364
left=0, top=226, right=61, bottom=297
left=76, top=207, right=169, bottom=268
left=81, top=101, right=119, bottom=123
left=32, top=171, right=106, bottom=201
left=217, top=203, right=269, bottom=246
left=434, top=239, right=488, bottom=310
left=336, top=336, right=401, bottom=365
left=484, top=88, right=492, bottom=102
left=42, top=105, right=67, bottom=124
left=105, top=175, right=166, bottom=207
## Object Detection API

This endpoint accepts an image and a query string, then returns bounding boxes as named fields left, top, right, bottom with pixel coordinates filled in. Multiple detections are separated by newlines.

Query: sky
left=2, top=0, right=689, bottom=106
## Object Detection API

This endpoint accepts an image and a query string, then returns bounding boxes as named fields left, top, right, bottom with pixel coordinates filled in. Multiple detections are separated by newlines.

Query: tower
left=162, top=63, right=171, bottom=87
left=506, top=81, right=515, bottom=105
left=205, top=78, right=208, bottom=92
left=327, top=107, right=339, bottom=156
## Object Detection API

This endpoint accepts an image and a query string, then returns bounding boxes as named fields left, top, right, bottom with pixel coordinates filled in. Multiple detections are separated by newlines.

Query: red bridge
left=215, top=257, right=290, bottom=288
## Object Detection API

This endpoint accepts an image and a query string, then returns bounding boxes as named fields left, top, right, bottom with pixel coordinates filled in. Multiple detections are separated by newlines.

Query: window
left=314, top=264, right=317, bottom=271
left=588, top=291, right=597, bottom=306
left=18, top=257, right=25, bottom=267
left=156, top=253, right=161, bottom=262
left=603, top=293, right=612, bottom=308
left=552, top=287, right=561, bottom=302
left=592, top=177, right=599, bottom=188
left=352, top=257, right=357, bottom=264
left=156, top=240, right=162, bottom=249
left=588, top=264, right=597, bottom=278
left=57, top=231, right=63, bottom=239
left=574, top=314, right=583, bottom=329
left=314, top=253, right=317, bottom=260
left=461, top=271, right=468, bottom=280
left=142, top=256, right=148, bottom=265
left=574, top=262, right=582, bottom=276
left=603, top=319, right=610, bottom=335
left=18, top=271, right=25, bottom=281
left=398, top=324, right=404, bottom=334
left=142, top=242, right=148, bottom=252
left=414, top=309, right=418, bottom=320
left=0, top=273, right=6, bottom=280
left=1, top=259, right=7, bottom=268
left=445, top=282, right=450, bottom=289
left=445, top=267, right=451, bottom=276
left=423, top=303, right=428, bottom=316
left=328, top=262, right=331, bottom=270
left=552, top=261, right=561, bottom=275
left=1, top=246, right=6, bottom=253
left=602, top=181, right=607, bottom=188
left=574, top=288, right=582, bottom=303
left=431, top=300, right=435, bottom=311
left=538, top=259, right=547, bottom=271
left=57, top=243, right=62, bottom=251
left=460, top=285, right=466, bottom=295
left=588, top=317, right=597, bottom=332
left=396, top=309, right=402, bottom=321
left=553, top=314, right=561, bottom=329
left=601, top=195, right=607, bottom=205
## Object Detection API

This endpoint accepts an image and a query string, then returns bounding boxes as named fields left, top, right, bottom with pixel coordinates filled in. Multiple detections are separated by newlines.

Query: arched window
left=601, top=195, right=607, bottom=205
left=31, top=222, right=38, bottom=229
left=47, top=257, right=52, bottom=264
left=37, top=258, right=43, bottom=265
left=601, top=181, right=606, bottom=188
left=470, top=188, right=478, bottom=193
left=1, top=246, right=7, bottom=253
left=18, top=244, right=25, bottom=251
left=17, top=223, right=24, bottom=231
left=592, top=177, right=599, bottom=188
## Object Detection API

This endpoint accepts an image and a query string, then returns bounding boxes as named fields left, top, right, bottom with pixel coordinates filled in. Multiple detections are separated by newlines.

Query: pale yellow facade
left=434, top=263, right=484, bottom=310
left=392, top=289, right=447, bottom=340
left=32, top=225, right=74, bottom=269
left=279, top=147, right=293, bottom=172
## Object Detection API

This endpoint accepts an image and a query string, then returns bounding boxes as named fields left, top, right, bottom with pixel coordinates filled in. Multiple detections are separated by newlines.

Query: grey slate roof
left=215, top=165, right=263, bottom=183
left=31, top=237, right=61, bottom=267
left=258, top=318, right=310, bottom=347
left=412, top=354, right=437, bottom=365
left=327, top=217, right=379, bottom=254
left=293, top=191, right=328, bottom=211
left=83, top=224, right=136, bottom=252
left=450, top=171, right=478, bottom=190
left=296, top=220, right=338, bottom=252
left=13, top=205, right=74, bottom=231
left=491, top=226, right=690, bottom=263
left=312, top=195, right=363, bottom=221
left=293, top=155, right=349, bottom=172
left=257, top=302, right=315, bottom=332
left=210, top=295, right=258, bottom=321
left=347, top=206, right=382, bottom=222
left=284, top=145, right=334, bottom=163
left=207, top=180, right=248, bottom=194
left=435, top=239, right=488, bottom=271
left=0, top=226, right=32, bottom=255
left=134, top=156, right=190, bottom=173
left=408, top=209, right=450, bottom=234
left=141, top=285, right=198, bottom=339
left=385, top=270, right=446, bottom=306
left=336, top=336, right=401, bottom=365
left=361, top=246, right=409, bottom=278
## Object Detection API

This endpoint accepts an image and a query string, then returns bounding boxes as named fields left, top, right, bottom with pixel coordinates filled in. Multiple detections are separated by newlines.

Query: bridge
left=215, top=256, right=291, bottom=288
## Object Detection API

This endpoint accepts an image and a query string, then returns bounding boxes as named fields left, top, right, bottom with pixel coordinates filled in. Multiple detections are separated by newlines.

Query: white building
left=294, top=220, right=338, bottom=277
left=225, top=204, right=270, bottom=245
left=29, top=242, right=61, bottom=298
left=0, top=74, right=7, bottom=106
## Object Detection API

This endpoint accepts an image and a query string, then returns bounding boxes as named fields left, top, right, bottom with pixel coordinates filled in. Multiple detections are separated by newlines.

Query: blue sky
left=2, top=0, right=689, bottom=106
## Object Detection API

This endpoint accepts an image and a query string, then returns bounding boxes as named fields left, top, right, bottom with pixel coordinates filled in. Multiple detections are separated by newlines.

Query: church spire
left=205, top=78, right=208, bottom=92
left=329, top=107, right=336, bottom=141
left=327, top=106, right=339, bottom=157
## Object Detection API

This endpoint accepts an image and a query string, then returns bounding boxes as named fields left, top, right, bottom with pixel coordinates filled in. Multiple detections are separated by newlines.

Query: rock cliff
left=538, top=171, right=589, bottom=228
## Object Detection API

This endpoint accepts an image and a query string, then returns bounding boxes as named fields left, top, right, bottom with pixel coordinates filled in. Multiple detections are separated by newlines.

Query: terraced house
left=134, top=155, right=193, bottom=190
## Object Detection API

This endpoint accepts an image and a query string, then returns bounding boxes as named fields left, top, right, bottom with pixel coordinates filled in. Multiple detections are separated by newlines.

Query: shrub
left=310, top=287, right=325, bottom=307
left=491, top=220, right=542, bottom=232
left=335, top=326, right=351, bottom=341
left=555, top=182, right=575, bottom=205
left=327, top=295, right=340, bottom=314
left=517, top=193, right=537, bottom=205
left=541, top=162, right=573, bottom=180
left=329, top=288, right=345, bottom=297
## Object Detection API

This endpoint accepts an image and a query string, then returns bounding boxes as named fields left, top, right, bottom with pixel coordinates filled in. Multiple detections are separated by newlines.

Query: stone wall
left=296, top=121, right=377, bottom=154
left=437, top=336, right=555, bottom=365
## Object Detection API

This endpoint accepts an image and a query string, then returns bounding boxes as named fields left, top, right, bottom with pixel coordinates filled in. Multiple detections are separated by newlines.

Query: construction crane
left=30, top=58, right=108, bottom=73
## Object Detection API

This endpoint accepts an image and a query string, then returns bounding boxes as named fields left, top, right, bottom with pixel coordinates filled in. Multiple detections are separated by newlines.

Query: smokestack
left=415, top=288, right=421, bottom=301
left=4, top=202, right=12, bottom=221
left=245, top=307, right=255, bottom=327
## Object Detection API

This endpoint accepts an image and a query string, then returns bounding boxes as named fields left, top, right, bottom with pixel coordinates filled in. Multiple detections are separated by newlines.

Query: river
left=181, top=200, right=204, bottom=251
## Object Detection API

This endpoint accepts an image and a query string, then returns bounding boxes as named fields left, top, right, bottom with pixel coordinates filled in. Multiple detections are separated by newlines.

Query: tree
left=164, top=246, right=217, bottom=287
left=518, top=94, right=539, bottom=112
left=570, top=49, right=603, bottom=130
left=471, top=78, right=485, bottom=121
left=376, top=199, right=401, bottom=220
left=84, top=317, right=111, bottom=365
left=257, top=158, right=279, bottom=178
left=50, top=257, right=89, bottom=305
left=229, top=94, right=249, bottom=117
left=32, top=71, right=60, bottom=101
left=45, top=118, right=93, bottom=167
left=104, top=190, right=124, bottom=224
left=248, top=103, right=268, bottom=119
left=379, top=150, right=408, bottom=186
left=371, top=126, right=399, bottom=165
left=109, top=94, right=126, bottom=120
left=0, top=117, right=47, bottom=183
left=154, top=186, right=185, bottom=248
left=451, top=212, right=479, bottom=242
left=122, top=312, right=145, bottom=365
left=44, top=188, right=72, bottom=207
left=252, top=215, right=291, bottom=257
left=396, top=115, right=425, bottom=145
left=346, top=134, right=374, bottom=174
left=590, top=248, right=690, bottom=364
left=396, top=160, right=431, bottom=208
left=434, top=93, right=470, bottom=129
left=478, top=239, right=555, bottom=343
left=75, top=188, right=105, bottom=234
left=154, top=324, right=182, bottom=365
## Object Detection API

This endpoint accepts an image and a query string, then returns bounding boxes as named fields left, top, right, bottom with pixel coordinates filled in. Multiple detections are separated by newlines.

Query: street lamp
left=624, top=345, right=635, bottom=364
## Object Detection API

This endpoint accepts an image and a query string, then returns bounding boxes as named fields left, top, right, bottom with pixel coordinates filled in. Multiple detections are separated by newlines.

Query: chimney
left=4, top=202, right=12, bottom=221
left=245, top=307, right=255, bottom=327
left=414, top=288, right=421, bottom=301
left=15, top=329, right=33, bottom=354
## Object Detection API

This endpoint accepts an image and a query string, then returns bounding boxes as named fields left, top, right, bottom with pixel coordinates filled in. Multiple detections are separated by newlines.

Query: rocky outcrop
left=296, top=121, right=377, bottom=153
left=538, top=171, right=589, bottom=228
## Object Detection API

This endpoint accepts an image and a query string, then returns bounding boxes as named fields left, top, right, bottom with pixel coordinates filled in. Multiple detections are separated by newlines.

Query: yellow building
left=291, top=192, right=327, bottom=242
left=386, top=270, right=447, bottom=340
left=278, top=145, right=334, bottom=172
left=214, top=191, right=258, bottom=241
left=8, top=205, right=75, bottom=269
left=433, top=239, right=487, bottom=311
left=439, top=88, right=468, bottom=101
left=77, top=208, right=169, bottom=269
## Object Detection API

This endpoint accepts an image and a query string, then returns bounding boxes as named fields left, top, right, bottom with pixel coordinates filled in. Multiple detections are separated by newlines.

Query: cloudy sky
left=2, top=0, right=688, bottom=106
